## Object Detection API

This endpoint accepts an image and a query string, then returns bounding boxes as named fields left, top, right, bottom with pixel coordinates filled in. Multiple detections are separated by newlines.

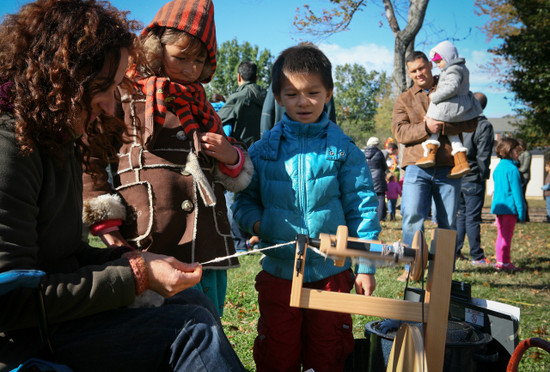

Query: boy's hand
left=253, top=221, right=261, bottom=236
left=198, top=132, right=238, bottom=165
left=355, top=273, right=376, bottom=296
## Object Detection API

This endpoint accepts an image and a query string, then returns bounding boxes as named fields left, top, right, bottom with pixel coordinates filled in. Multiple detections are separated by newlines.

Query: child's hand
left=199, top=132, right=239, bottom=165
left=355, top=273, right=376, bottom=296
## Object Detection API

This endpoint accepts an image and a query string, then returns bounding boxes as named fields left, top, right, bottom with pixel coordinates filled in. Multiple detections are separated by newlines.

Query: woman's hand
left=141, top=251, right=202, bottom=298
left=198, top=132, right=238, bottom=165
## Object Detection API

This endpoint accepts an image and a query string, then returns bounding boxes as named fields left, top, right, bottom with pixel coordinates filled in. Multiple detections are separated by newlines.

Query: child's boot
left=448, top=149, right=471, bottom=179
left=416, top=140, right=440, bottom=168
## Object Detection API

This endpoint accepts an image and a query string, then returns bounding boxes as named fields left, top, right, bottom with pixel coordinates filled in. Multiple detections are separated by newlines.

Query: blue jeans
left=5, top=289, right=245, bottom=372
left=546, top=196, right=550, bottom=221
left=401, top=166, right=461, bottom=247
left=456, top=182, right=486, bottom=260
left=387, top=199, right=397, bottom=220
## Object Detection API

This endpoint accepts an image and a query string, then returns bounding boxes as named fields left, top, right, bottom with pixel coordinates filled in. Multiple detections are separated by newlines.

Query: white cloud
left=318, top=42, right=393, bottom=73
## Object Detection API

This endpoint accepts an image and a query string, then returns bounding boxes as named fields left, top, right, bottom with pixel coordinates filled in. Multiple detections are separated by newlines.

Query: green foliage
left=334, top=64, right=389, bottom=147
left=224, top=215, right=550, bottom=371
left=207, top=38, right=273, bottom=99
left=477, top=0, right=550, bottom=146
left=497, top=0, right=550, bottom=146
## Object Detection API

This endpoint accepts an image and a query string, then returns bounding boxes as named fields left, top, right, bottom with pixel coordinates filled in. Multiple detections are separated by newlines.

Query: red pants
left=253, top=270, right=355, bottom=372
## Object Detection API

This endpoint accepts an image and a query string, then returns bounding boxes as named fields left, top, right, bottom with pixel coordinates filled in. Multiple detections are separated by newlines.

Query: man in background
left=455, top=92, right=494, bottom=265
left=218, top=61, right=266, bottom=147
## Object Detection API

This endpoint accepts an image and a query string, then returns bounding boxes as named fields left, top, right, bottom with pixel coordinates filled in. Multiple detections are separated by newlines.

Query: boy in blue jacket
left=232, top=44, right=381, bottom=372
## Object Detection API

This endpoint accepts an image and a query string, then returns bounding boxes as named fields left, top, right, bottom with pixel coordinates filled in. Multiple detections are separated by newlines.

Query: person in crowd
left=0, top=1, right=245, bottom=370
left=542, top=160, right=550, bottom=223
left=218, top=61, right=266, bottom=147
left=364, top=137, right=388, bottom=222
left=217, top=61, right=265, bottom=250
left=382, top=139, right=400, bottom=175
left=232, top=44, right=380, bottom=372
left=386, top=172, right=402, bottom=221
left=491, top=138, right=525, bottom=272
left=517, top=138, right=532, bottom=222
left=391, top=50, right=477, bottom=281
left=416, top=40, right=482, bottom=179
left=81, top=0, right=253, bottom=316
left=455, top=92, right=494, bottom=266
left=210, top=92, right=226, bottom=112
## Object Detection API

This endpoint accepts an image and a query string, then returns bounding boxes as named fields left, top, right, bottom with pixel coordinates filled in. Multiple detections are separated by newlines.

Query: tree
left=206, top=38, right=274, bottom=98
left=294, top=0, right=429, bottom=93
left=475, top=0, right=550, bottom=146
left=333, top=64, right=389, bottom=146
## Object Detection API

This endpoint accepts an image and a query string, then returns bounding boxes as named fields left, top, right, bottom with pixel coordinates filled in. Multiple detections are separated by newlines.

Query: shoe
left=495, top=262, right=522, bottom=272
left=397, top=270, right=410, bottom=282
left=447, top=150, right=471, bottom=179
left=456, top=253, right=467, bottom=261
left=471, top=257, right=492, bottom=266
left=416, top=141, right=439, bottom=168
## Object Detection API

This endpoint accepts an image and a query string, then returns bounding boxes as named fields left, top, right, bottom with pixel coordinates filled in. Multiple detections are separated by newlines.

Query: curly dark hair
left=0, top=0, right=141, bottom=165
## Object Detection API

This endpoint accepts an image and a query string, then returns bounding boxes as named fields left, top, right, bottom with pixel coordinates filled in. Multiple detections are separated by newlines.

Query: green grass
left=222, top=219, right=550, bottom=371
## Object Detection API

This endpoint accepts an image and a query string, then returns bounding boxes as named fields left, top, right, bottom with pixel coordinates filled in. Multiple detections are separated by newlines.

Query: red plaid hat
left=142, top=0, right=217, bottom=82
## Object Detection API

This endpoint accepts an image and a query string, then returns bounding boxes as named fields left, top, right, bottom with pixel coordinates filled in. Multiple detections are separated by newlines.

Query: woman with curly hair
left=0, top=1, right=244, bottom=371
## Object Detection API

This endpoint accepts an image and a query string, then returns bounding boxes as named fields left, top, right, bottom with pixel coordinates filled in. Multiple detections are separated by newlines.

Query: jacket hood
left=142, top=0, right=217, bottom=82
left=430, top=41, right=459, bottom=65
left=363, top=146, right=379, bottom=160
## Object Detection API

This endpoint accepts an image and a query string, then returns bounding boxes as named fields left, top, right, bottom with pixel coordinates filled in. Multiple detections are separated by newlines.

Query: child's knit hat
left=429, top=40, right=459, bottom=65
left=142, top=0, right=217, bottom=82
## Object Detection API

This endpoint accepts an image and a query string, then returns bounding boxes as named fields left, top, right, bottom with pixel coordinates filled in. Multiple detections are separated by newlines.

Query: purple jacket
left=386, top=181, right=402, bottom=200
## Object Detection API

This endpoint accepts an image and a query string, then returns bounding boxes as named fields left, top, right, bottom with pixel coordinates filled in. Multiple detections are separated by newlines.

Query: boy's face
left=275, top=72, right=332, bottom=124
left=162, top=41, right=206, bottom=84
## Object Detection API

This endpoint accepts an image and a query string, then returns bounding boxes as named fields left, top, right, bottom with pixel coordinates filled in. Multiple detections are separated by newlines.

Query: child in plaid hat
left=82, top=0, right=253, bottom=316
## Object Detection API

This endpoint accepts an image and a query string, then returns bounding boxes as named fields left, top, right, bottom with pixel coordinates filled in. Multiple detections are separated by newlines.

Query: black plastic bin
left=364, top=320, right=499, bottom=372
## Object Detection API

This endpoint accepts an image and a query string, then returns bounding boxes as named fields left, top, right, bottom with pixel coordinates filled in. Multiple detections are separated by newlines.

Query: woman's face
left=76, top=48, right=129, bottom=134
left=162, top=40, right=206, bottom=84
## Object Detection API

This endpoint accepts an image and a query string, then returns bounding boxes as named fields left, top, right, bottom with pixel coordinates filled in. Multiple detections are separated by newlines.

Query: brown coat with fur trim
left=82, top=87, right=253, bottom=268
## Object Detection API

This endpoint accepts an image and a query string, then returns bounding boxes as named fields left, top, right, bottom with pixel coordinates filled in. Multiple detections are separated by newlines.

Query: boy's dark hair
left=271, top=44, right=333, bottom=97
left=238, top=61, right=258, bottom=82
left=495, top=137, right=522, bottom=161
left=405, top=51, right=430, bottom=65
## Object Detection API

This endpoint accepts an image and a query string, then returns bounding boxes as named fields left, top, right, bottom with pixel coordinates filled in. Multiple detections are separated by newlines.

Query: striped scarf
left=136, top=77, right=233, bottom=142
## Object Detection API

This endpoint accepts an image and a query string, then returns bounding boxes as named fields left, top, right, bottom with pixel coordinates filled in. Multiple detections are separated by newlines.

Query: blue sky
left=1, top=0, right=519, bottom=118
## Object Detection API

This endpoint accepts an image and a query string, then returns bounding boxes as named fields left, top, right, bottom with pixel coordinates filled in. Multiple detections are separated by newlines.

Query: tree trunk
left=384, top=0, right=429, bottom=93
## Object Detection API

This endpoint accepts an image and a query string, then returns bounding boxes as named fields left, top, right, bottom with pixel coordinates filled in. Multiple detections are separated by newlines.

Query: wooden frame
left=290, top=227, right=456, bottom=372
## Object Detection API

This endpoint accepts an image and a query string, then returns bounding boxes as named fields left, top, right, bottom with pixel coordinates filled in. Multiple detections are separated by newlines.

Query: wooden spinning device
left=290, top=226, right=456, bottom=372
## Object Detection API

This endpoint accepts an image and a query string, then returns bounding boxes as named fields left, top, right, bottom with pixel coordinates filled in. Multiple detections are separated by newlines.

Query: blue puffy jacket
left=233, top=113, right=381, bottom=282
left=491, top=158, right=525, bottom=221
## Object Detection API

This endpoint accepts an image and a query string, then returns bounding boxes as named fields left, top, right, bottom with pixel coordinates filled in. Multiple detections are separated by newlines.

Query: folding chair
left=0, top=270, right=73, bottom=372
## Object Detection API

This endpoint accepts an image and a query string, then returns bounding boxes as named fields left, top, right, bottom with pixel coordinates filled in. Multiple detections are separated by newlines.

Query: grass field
left=222, top=213, right=550, bottom=371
